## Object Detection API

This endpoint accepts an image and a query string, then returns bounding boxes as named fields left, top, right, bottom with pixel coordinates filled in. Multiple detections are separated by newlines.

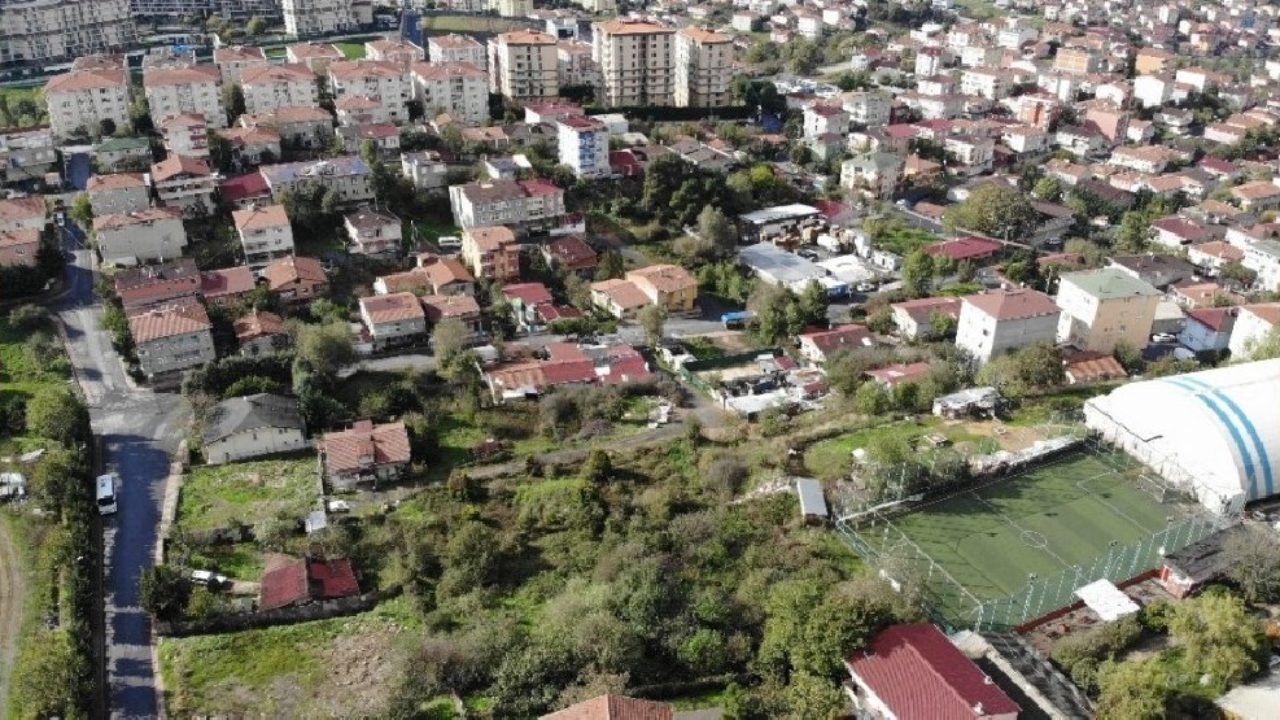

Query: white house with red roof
left=925, top=236, right=1003, bottom=264
left=956, top=289, right=1060, bottom=364
left=891, top=296, right=963, bottom=340
left=1228, top=303, right=1280, bottom=360
left=797, top=324, right=875, bottom=364
left=1178, top=307, right=1237, bottom=354
left=845, top=623, right=1020, bottom=720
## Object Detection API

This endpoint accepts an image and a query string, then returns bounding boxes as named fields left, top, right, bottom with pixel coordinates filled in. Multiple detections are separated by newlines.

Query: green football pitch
left=848, top=451, right=1199, bottom=626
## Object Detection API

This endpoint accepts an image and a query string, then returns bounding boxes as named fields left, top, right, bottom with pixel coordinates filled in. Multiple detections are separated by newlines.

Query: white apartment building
left=493, top=0, right=533, bottom=17
left=428, top=34, right=486, bottom=66
left=841, top=90, right=891, bottom=126
left=159, top=113, right=210, bottom=159
left=448, top=178, right=565, bottom=229
left=594, top=19, right=676, bottom=108
left=93, top=207, right=188, bottom=265
left=366, top=38, right=424, bottom=67
left=557, top=114, right=610, bottom=178
left=0, top=0, right=135, bottom=64
left=802, top=103, right=849, bottom=140
left=240, top=63, right=320, bottom=115
left=232, top=203, right=295, bottom=267
left=360, top=292, right=427, bottom=349
left=214, top=45, right=269, bottom=86
left=674, top=27, right=732, bottom=108
left=144, top=64, right=227, bottom=129
left=328, top=60, right=412, bottom=125
left=960, top=67, right=1010, bottom=100
left=44, top=66, right=131, bottom=140
left=286, top=42, right=345, bottom=73
left=1228, top=303, right=1280, bottom=360
left=239, top=106, right=334, bottom=148
left=955, top=289, right=1060, bottom=364
left=410, top=62, right=489, bottom=126
left=282, top=0, right=358, bottom=37
left=1133, top=74, right=1172, bottom=109
left=86, top=173, right=150, bottom=215
left=488, top=30, right=559, bottom=101
left=401, top=151, right=448, bottom=190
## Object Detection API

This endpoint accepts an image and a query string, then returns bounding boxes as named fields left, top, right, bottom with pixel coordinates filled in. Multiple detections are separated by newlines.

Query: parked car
left=190, top=569, right=229, bottom=589
left=1152, top=333, right=1176, bottom=343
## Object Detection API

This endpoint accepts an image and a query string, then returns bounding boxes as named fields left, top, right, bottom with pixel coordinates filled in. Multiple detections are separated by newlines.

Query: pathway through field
left=0, top=515, right=27, bottom=710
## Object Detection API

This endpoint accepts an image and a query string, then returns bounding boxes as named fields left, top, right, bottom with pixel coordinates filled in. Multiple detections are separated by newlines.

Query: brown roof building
left=540, top=694, right=674, bottom=720
left=320, top=420, right=412, bottom=489
left=263, top=255, right=328, bottom=302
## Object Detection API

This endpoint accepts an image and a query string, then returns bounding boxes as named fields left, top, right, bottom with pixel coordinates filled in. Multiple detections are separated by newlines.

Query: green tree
left=223, top=83, right=245, bottom=122
left=1222, top=526, right=1280, bottom=603
left=901, top=250, right=935, bottom=298
left=25, top=386, right=89, bottom=447
left=639, top=304, right=667, bottom=346
left=432, top=317, right=471, bottom=361
left=1095, top=657, right=1172, bottom=720
left=1169, top=591, right=1264, bottom=690
left=1243, top=325, right=1280, bottom=361
left=943, top=183, right=1039, bottom=240
left=1032, top=176, right=1063, bottom=201
left=1064, top=237, right=1105, bottom=266
left=29, top=446, right=85, bottom=516
left=1114, top=210, right=1153, bottom=254
left=976, top=343, right=1063, bottom=397
left=596, top=250, right=625, bottom=280
left=697, top=205, right=737, bottom=260
left=140, top=565, right=192, bottom=621
left=854, top=381, right=890, bottom=415
left=294, top=322, right=356, bottom=377
left=8, top=629, right=82, bottom=718
left=208, top=131, right=233, bottom=172
left=245, top=15, right=267, bottom=34
left=69, top=193, right=94, bottom=228
left=440, top=521, right=500, bottom=598
left=797, top=281, right=829, bottom=329
left=784, top=673, right=845, bottom=719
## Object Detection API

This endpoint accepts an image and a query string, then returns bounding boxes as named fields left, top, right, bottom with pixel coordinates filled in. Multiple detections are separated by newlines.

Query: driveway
left=54, top=222, right=188, bottom=719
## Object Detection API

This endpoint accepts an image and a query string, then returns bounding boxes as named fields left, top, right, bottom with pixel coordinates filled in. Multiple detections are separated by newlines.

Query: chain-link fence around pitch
left=836, top=446, right=1232, bottom=633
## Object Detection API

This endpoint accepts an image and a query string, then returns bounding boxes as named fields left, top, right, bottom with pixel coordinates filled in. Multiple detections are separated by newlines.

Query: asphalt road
left=55, top=220, right=187, bottom=719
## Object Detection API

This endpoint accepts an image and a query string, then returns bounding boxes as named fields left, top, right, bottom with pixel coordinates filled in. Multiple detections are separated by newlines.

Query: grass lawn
left=186, top=542, right=266, bottom=581
left=845, top=451, right=1201, bottom=627
left=159, top=596, right=420, bottom=718
left=2, top=512, right=62, bottom=719
left=0, top=85, right=48, bottom=127
left=0, top=315, right=71, bottom=409
left=402, top=219, right=460, bottom=251
left=176, top=457, right=319, bottom=533
left=421, top=15, right=533, bottom=33
left=803, top=417, right=988, bottom=481
left=873, top=225, right=940, bottom=256
left=334, top=42, right=366, bottom=59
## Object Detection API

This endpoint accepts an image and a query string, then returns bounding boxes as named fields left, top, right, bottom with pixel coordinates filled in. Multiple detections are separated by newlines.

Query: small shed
left=795, top=477, right=829, bottom=522
left=1074, top=579, right=1139, bottom=621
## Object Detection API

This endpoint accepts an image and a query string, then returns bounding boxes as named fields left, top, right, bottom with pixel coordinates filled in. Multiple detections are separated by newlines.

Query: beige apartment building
left=44, top=65, right=131, bottom=140
left=674, top=27, right=732, bottom=108
left=282, top=0, right=359, bottom=37
left=240, top=63, right=320, bottom=115
left=143, top=64, right=227, bottom=129
left=487, top=30, right=559, bottom=101
left=594, top=19, right=676, bottom=107
left=328, top=60, right=412, bottom=125
left=0, top=0, right=135, bottom=65
left=1055, top=268, right=1161, bottom=353
left=428, top=34, right=486, bottom=67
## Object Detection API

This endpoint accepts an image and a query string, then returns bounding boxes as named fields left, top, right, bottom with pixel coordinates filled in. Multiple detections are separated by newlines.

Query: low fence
left=154, top=584, right=402, bottom=638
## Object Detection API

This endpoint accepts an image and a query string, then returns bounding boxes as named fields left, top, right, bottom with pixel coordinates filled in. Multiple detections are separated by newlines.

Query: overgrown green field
left=176, top=457, right=318, bottom=533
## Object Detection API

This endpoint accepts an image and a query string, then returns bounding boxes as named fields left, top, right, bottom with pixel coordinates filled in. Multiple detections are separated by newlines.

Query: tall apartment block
left=0, top=0, right=136, bottom=65
left=593, top=19, right=675, bottom=108
left=674, top=27, right=732, bottom=108
left=282, top=0, right=363, bottom=37
left=487, top=30, right=559, bottom=102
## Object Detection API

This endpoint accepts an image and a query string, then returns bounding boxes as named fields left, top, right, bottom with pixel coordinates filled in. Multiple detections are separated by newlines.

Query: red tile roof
left=234, top=309, right=286, bottom=342
left=846, top=624, right=1019, bottom=720
left=259, top=558, right=309, bottom=611
left=801, top=324, right=874, bottom=353
left=962, top=289, right=1058, bottom=321
left=503, top=282, right=553, bottom=305
left=307, top=557, right=359, bottom=601
left=891, top=296, right=963, bottom=323
left=114, top=258, right=201, bottom=308
left=1186, top=307, right=1236, bottom=333
left=127, top=297, right=212, bottom=343
left=1063, top=351, right=1127, bottom=383
left=540, top=694, right=674, bottom=720
left=263, top=255, right=326, bottom=292
left=220, top=171, right=270, bottom=203
left=259, top=557, right=359, bottom=611
left=865, top=361, right=933, bottom=387
left=321, top=420, right=411, bottom=476
left=151, top=154, right=212, bottom=182
left=545, top=235, right=598, bottom=270
left=924, top=235, right=1003, bottom=262
left=201, top=266, right=256, bottom=300
left=361, top=292, right=426, bottom=325
left=420, top=293, right=480, bottom=321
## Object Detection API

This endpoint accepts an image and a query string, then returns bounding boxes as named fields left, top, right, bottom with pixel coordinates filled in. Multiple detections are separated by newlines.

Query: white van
left=95, top=473, right=118, bottom=516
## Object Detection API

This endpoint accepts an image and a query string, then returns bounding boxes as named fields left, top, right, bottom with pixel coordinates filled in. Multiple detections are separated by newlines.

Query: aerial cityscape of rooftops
left=2, top=0, right=1280, bottom=717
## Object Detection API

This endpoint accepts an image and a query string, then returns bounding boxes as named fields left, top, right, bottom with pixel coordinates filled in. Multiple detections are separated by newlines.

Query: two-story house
left=626, top=264, right=698, bottom=315
left=360, top=292, right=427, bottom=349
left=263, top=255, right=328, bottom=303
left=955, top=289, right=1060, bottom=364
left=128, top=297, right=216, bottom=383
left=320, top=420, right=411, bottom=490
left=343, top=208, right=401, bottom=258
left=232, top=203, right=295, bottom=268
left=150, top=154, right=218, bottom=216
left=87, top=173, right=149, bottom=215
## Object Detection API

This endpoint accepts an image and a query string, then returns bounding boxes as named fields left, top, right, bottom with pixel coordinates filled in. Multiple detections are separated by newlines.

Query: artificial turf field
left=853, top=451, right=1193, bottom=623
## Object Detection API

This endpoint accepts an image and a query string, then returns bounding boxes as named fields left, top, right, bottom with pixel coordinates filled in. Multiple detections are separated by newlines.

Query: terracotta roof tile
left=963, top=288, right=1058, bottom=320
left=321, top=420, right=411, bottom=475
left=233, top=203, right=289, bottom=231
left=127, top=297, right=211, bottom=343
left=361, top=292, right=425, bottom=325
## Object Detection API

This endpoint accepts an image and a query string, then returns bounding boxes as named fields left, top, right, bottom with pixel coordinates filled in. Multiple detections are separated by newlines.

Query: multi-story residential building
left=626, top=264, right=697, bottom=314
left=1133, top=74, right=1172, bottom=109
left=260, top=156, right=373, bottom=205
left=215, top=125, right=282, bottom=168
left=343, top=207, right=401, bottom=257
left=130, top=0, right=281, bottom=21
left=674, top=27, right=732, bottom=108
left=594, top=19, right=675, bottom=108
left=0, top=195, right=46, bottom=234
left=128, top=297, right=216, bottom=383
left=159, top=113, right=210, bottom=159
left=840, top=91, right=891, bottom=126
left=557, top=114, right=609, bottom=178
left=232, top=203, right=294, bottom=267
left=410, top=62, right=489, bottom=126
left=448, top=178, right=565, bottom=229
left=44, top=64, right=131, bottom=140
left=0, top=229, right=40, bottom=268
left=366, top=38, right=424, bottom=67
left=400, top=151, right=447, bottom=190
left=0, top=0, right=135, bottom=65
left=840, top=152, right=902, bottom=199
left=1053, top=46, right=1097, bottom=75
left=487, top=30, right=559, bottom=101
left=493, top=0, right=532, bottom=17
left=214, top=45, right=269, bottom=86
left=144, top=64, right=226, bottom=129
left=285, top=42, right=344, bottom=73
left=360, top=292, right=427, bottom=349
left=0, top=129, right=57, bottom=186
left=1228, top=303, right=1280, bottom=360
left=461, top=225, right=520, bottom=281
left=94, top=136, right=153, bottom=172
left=93, top=206, right=187, bottom=265
left=943, top=135, right=994, bottom=175
left=429, top=34, right=486, bottom=67
left=557, top=41, right=602, bottom=91
left=87, top=173, right=149, bottom=215
left=955, top=289, right=1060, bottom=364
left=1055, top=268, right=1161, bottom=353
left=802, top=103, right=849, bottom=141
left=239, top=106, right=333, bottom=149
left=282, top=0, right=358, bottom=37
left=1241, top=238, right=1280, bottom=293
left=960, top=67, right=1010, bottom=100
left=240, top=63, right=319, bottom=115
left=151, top=155, right=218, bottom=215
left=328, top=60, right=411, bottom=125
left=263, top=254, right=328, bottom=302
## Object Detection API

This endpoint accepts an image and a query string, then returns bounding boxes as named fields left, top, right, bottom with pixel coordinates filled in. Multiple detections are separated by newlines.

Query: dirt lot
left=941, top=418, right=1053, bottom=453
